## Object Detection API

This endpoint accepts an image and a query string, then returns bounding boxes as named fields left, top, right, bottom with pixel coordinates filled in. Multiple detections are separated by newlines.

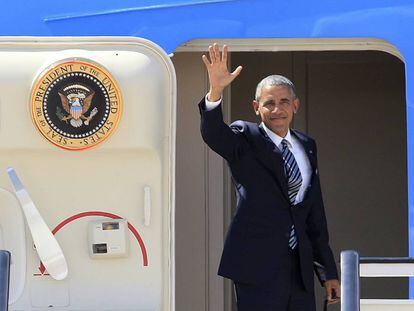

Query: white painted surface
left=361, top=299, right=414, bottom=310
left=360, top=263, right=414, bottom=277
left=176, top=38, right=403, bottom=60
left=0, top=37, right=175, bottom=311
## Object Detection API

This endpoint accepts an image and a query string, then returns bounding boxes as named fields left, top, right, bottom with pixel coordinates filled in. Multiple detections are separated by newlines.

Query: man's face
left=252, top=85, right=300, bottom=137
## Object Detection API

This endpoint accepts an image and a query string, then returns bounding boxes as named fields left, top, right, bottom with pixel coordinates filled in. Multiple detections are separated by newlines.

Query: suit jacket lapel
left=249, top=124, right=290, bottom=204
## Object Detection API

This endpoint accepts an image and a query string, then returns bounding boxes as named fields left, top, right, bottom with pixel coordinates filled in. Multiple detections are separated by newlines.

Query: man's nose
left=271, top=104, right=283, bottom=113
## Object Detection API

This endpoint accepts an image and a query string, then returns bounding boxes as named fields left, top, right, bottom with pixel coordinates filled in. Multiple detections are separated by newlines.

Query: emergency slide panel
left=0, top=37, right=175, bottom=311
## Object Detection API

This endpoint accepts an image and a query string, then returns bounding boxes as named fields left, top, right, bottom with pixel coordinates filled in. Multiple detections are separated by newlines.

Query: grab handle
left=144, top=186, right=151, bottom=226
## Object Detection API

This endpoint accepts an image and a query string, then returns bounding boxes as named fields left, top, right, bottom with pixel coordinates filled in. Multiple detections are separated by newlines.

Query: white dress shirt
left=205, top=93, right=222, bottom=110
left=205, top=94, right=312, bottom=204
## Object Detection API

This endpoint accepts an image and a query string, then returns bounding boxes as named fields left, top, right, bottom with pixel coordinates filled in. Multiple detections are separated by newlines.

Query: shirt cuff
left=205, top=93, right=222, bottom=111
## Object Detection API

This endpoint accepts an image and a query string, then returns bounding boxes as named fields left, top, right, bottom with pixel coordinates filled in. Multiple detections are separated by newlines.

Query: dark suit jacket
left=199, top=98, right=338, bottom=292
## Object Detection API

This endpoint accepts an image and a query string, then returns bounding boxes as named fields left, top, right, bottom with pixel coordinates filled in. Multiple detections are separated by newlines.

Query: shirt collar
left=261, top=123, right=293, bottom=149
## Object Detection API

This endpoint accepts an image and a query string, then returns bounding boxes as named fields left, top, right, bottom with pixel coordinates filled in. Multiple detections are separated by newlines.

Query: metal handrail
left=0, top=250, right=10, bottom=311
left=341, top=250, right=360, bottom=311
left=341, top=250, right=414, bottom=311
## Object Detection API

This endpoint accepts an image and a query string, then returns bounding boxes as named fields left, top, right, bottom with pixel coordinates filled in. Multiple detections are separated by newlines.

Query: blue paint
left=1, top=0, right=414, bottom=297
left=44, top=0, right=238, bottom=22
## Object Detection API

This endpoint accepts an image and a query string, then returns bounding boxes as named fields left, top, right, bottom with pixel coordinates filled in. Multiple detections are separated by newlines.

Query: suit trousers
left=234, top=249, right=316, bottom=311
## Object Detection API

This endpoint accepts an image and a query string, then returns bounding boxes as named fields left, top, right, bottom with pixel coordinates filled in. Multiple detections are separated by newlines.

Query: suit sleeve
left=199, top=97, right=248, bottom=162
left=306, top=141, right=339, bottom=280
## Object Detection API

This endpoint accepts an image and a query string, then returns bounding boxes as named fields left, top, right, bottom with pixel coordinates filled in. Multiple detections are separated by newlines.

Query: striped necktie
left=281, top=139, right=302, bottom=249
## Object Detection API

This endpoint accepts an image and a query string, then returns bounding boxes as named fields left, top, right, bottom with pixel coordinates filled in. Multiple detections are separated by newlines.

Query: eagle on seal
left=58, top=84, right=97, bottom=128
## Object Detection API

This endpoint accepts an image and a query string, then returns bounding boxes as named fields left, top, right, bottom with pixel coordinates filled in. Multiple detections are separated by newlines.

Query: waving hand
left=202, top=43, right=242, bottom=101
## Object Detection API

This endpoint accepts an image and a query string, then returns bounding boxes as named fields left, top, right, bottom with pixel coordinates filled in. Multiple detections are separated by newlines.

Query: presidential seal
left=30, top=59, right=122, bottom=150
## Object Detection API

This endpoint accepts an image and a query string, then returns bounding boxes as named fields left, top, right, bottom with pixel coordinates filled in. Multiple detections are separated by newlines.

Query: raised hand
left=202, top=43, right=243, bottom=101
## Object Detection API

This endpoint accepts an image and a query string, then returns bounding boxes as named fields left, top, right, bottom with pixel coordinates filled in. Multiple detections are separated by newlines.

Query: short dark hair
left=255, top=75, right=297, bottom=101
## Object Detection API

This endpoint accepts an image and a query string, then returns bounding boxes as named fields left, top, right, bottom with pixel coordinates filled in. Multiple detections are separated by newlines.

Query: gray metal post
left=0, top=250, right=10, bottom=311
left=341, top=250, right=360, bottom=311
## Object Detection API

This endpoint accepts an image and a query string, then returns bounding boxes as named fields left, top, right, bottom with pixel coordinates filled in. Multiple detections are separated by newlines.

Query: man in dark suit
left=199, top=43, right=340, bottom=311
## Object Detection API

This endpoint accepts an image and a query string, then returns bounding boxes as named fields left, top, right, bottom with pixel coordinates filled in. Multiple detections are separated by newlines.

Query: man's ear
left=252, top=100, right=260, bottom=115
left=293, top=98, right=300, bottom=114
